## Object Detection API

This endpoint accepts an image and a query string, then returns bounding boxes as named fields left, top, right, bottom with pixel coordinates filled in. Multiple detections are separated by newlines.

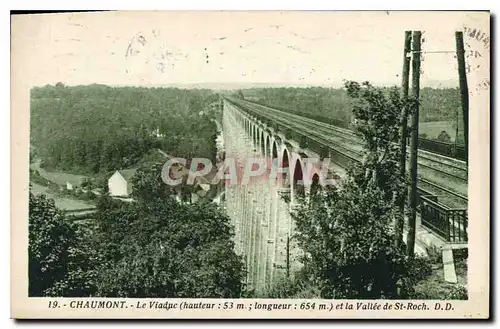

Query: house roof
left=137, top=149, right=170, bottom=166
left=118, top=169, right=138, bottom=181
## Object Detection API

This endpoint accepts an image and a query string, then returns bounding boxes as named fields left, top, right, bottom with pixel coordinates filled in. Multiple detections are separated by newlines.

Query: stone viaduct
left=222, top=98, right=333, bottom=294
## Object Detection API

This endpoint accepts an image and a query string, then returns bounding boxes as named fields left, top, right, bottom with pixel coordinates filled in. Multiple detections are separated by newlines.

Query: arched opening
left=293, top=159, right=305, bottom=199
left=266, top=135, right=271, bottom=159
left=310, top=173, right=321, bottom=197
left=272, top=141, right=278, bottom=160
left=260, top=131, right=265, bottom=155
left=256, top=128, right=261, bottom=150
left=310, top=173, right=322, bottom=229
left=271, top=141, right=278, bottom=184
left=253, top=126, right=257, bottom=149
left=281, top=148, right=290, bottom=187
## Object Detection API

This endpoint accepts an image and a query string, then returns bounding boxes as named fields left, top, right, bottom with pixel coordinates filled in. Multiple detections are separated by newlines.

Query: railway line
left=242, top=99, right=466, bottom=164
left=245, top=99, right=467, bottom=161
left=226, top=97, right=468, bottom=209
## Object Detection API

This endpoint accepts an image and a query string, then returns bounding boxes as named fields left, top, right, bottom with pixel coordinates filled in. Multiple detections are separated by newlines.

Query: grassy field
left=30, top=183, right=94, bottom=211
left=419, top=120, right=465, bottom=144
left=30, top=163, right=88, bottom=187
left=419, top=121, right=456, bottom=141
left=30, top=158, right=97, bottom=211
left=30, top=159, right=87, bottom=186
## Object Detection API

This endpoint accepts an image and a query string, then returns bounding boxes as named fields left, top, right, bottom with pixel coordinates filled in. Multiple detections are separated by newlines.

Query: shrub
left=264, top=278, right=299, bottom=298
left=426, top=245, right=443, bottom=265
left=445, top=285, right=468, bottom=300
left=262, top=273, right=322, bottom=299
left=437, top=130, right=452, bottom=142
left=408, top=255, right=433, bottom=282
left=453, top=248, right=468, bottom=279
left=399, top=255, right=433, bottom=298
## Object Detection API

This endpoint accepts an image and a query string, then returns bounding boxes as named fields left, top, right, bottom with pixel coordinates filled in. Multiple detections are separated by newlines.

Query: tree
left=91, top=164, right=244, bottom=297
left=236, top=90, right=245, bottom=99
left=290, top=81, right=408, bottom=299
left=344, top=81, right=405, bottom=202
left=437, top=130, right=451, bottom=142
left=29, top=192, right=101, bottom=297
left=44, top=219, right=102, bottom=297
left=28, top=193, right=76, bottom=296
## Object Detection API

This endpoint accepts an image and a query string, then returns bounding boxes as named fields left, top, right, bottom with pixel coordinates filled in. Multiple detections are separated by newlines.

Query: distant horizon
left=34, top=79, right=460, bottom=91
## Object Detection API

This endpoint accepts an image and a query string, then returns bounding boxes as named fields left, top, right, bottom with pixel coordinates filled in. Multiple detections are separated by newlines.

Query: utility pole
left=286, top=234, right=290, bottom=278
left=406, top=31, right=421, bottom=258
left=396, top=31, right=412, bottom=247
left=455, top=31, right=469, bottom=166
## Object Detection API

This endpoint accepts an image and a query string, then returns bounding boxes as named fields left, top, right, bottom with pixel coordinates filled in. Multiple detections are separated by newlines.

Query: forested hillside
left=240, top=86, right=462, bottom=126
left=30, top=84, right=220, bottom=174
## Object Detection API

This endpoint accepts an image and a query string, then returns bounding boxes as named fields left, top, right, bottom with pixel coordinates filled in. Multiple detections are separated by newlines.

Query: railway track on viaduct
left=226, top=97, right=468, bottom=211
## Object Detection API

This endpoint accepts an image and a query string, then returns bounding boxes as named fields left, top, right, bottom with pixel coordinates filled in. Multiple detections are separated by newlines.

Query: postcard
left=11, top=10, right=490, bottom=319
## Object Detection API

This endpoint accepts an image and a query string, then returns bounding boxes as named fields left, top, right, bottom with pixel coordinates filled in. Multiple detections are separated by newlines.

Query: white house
left=151, top=128, right=165, bottom=138
left=66, top=181, right=74, bottom=190
left=58, top=178, right=82, bottom=192
left=108, top=169, right=137, bottom=197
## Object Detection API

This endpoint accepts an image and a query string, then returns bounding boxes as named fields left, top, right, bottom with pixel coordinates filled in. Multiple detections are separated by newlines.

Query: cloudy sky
left=12, top=11, right=489, bottom=89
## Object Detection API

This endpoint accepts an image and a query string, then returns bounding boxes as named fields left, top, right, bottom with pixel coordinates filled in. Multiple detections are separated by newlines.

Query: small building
left=151, top=128, right=165, bottom=138
left=58, top=177, right=84, bottom=192
left=108, top=169, right=137, bottom=197
left=66, top=181, right=74, bottom=190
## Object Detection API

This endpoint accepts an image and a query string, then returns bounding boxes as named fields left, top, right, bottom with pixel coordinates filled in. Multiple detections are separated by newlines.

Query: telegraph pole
left=396, top=31, right=412, bottom=247
left=286, top=234, right=290, bottom=278
left=406, top=31, right=421, bottom=258
left=455, top=31, right=469, bottom=166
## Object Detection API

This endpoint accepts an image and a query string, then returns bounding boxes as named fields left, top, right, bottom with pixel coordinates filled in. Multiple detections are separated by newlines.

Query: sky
left=12, top=11, right=489, bottom=89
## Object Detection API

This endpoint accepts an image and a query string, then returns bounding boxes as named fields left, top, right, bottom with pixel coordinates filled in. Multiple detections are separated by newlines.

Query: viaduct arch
left=222, top=98, right=329, bottom=293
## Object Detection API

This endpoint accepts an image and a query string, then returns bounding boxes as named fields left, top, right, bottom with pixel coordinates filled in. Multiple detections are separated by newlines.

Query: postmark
left=462, top=25, right=490, bottom=93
